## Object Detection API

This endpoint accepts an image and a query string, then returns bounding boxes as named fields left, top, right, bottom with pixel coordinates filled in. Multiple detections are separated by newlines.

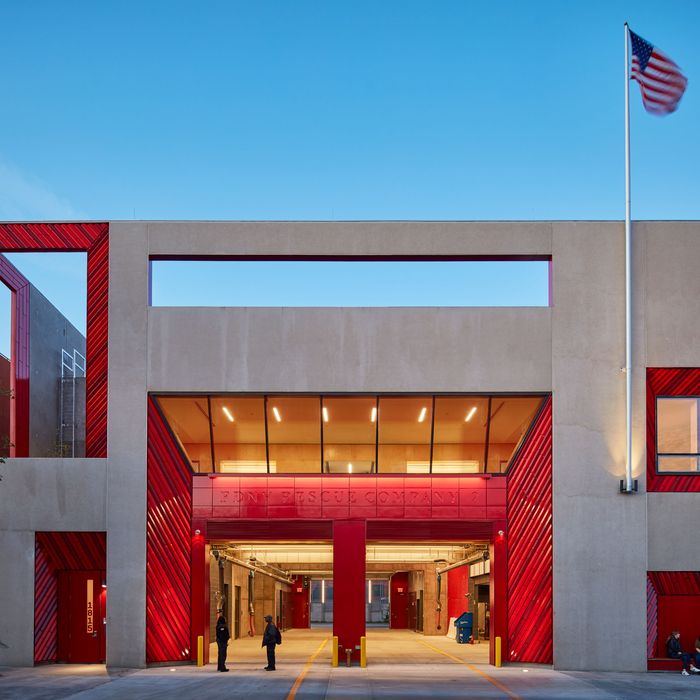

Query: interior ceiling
left=224, top=543, right=483, bottom=566
left=158, top=395, right=543, bottom=446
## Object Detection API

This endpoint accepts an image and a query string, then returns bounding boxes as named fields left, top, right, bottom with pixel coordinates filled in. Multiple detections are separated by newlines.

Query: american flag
left=629, top=29, right=687, bottom=115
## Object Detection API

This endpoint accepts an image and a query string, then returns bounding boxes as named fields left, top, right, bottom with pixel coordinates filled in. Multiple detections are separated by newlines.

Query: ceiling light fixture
left=322, top=406, right=329, bottom=422
left=272, top=406, right=282, bottom=422
left=371, top=406, right=377, bottom=423
left=418, top=407, right=427, bottom=423
left=465, top=406, right=477, bottom=422
left=222, top=406, right=234, bottom=422
left=348, top=463, right=353, bottom=473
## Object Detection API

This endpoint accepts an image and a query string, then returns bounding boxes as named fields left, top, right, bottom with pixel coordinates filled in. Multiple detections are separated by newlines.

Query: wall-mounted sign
left=87, top=579, right=94, bottom=634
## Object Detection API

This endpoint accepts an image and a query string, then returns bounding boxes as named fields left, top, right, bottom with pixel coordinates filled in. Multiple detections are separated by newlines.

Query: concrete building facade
left=0, top=220, right=698, bottom=672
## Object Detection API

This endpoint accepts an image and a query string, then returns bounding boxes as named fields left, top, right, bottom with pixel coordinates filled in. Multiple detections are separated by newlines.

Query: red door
left=57, top=570, right=106, bottom=663
left=390, top=572, right=409, bottom=629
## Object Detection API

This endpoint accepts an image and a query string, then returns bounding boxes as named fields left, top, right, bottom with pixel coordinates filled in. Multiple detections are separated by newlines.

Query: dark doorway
left=234, top=585, right=241, bottom=639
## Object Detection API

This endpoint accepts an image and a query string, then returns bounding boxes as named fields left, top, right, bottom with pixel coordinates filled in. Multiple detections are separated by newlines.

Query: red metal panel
left=506, top=396, right=552, bottom=664
left=648, top=571, right=700, bottom=595
left=0, top=223, right=109, bottom=457
left=85, top=231, right=109, bottom=458
left=333, top=520, right=366, bottom=663
left=0, top=255, right=30, bottom=456
left=490, top=522, right=507, bottom=665
left=147, top=397, right=192, bottom=663
left=207, top=519, right=333, bottom=541
left=367, top=520, right=493, bottom=541
left=647, top=576, right=658, bottom=658
left=647, top=368, right=700, bottom=492
left=34, top=532, right=106, bottom=664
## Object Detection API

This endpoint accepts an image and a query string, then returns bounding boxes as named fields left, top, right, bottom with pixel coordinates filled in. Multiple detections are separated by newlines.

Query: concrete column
left=106, top=223, right=149, bottom=667
left=551, top=222, right=647, bottom=671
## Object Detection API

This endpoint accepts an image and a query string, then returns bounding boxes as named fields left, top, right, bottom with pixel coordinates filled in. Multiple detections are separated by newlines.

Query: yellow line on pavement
left=286, top=638, right=329, bottom=700
left=419, top=640, right=523, bottom=700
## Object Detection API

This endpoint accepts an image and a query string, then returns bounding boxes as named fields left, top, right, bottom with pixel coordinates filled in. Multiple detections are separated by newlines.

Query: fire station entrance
left=204, top=520, right=498, bottom=663
left=205, top=534, right=492, bottom=666
left=147, top=394, right=552, bottom=667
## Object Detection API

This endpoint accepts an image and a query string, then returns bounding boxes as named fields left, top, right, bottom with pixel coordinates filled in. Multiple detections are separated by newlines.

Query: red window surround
left=647, top=368, right=700, bottom=492
left=0, top=223, right=108, bottom=457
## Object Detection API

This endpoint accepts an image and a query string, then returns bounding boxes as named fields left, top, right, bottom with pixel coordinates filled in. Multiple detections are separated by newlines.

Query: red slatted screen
left=147, top=397, right=193, bottom=663
left=648, top=571, right=700, bottom=595
left=647, top=368, right=700, bottom=492
left=0, top=255, right=30, bottom=455
left=0, top=223, right=108, bottom=457
left=34, top=532, right=106, bottom=663
left=506, top=397, right=552, bottom=664
left=647, top=576, right=658, bottom=658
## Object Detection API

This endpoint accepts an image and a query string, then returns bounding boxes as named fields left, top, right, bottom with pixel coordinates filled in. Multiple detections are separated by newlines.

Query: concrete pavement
left=2, top=629, right=700, bottom=699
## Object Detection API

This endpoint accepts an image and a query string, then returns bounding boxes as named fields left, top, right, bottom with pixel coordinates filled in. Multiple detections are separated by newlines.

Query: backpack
left=275, top=627, right=282, bottom=645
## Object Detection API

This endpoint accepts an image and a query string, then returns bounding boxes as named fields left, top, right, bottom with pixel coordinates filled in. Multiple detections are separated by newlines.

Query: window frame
left=655, top=395, right=700, bottom=475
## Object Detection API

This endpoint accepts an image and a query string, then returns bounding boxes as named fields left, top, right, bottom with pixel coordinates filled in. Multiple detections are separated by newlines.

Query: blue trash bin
left=454, top=612, right=473, bottom=644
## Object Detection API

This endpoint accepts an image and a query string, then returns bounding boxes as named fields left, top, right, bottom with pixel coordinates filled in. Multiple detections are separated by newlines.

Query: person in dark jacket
left=262, top=614, right=281, bottom=671
left=666, top=630, right=699, bottom=675
left=215, top=609, right=230, bottom=672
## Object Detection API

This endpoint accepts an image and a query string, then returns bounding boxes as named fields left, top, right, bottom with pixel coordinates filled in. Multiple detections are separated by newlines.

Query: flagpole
left=623, top=22, right=634, bottom=493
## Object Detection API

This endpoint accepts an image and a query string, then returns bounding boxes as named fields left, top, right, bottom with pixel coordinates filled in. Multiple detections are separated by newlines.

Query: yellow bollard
left=360, top=636, right=366, bottom=668
left=197, top=635, right=204, bottom=667
left=495, top=636, right=502, bottom=668
left=332, top=636, right=339, bottom=667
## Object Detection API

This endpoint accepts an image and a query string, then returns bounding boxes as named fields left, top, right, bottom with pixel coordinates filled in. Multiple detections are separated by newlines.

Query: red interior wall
left=290, top=576, right=310, bottom=629
left=657, top=595, right=700, bottom=655
left=390, top=572, right=409, bottom=629
left=447, top=566, right=470, bottom=620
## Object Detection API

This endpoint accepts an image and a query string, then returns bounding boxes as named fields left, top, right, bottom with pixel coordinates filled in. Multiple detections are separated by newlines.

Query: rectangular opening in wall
left=0, top=253, right=87, bottom=457
left=149, top=259, right=551, bottom=307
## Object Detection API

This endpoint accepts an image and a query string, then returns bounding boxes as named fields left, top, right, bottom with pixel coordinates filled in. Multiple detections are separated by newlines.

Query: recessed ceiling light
left=272, top=406, right=282, bottom=422
left=371, top=406, right=377, bottom=423
left=465, top=406, right=477, bottom=422
left=222, top=406, right=234, bottom=422
left=418, top=407, right=427, bottom=423
left=322, top=406, right=329, bottom=422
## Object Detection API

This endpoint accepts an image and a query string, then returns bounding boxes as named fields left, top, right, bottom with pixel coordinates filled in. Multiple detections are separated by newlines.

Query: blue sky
left=0, top=1, right=697, bottom=352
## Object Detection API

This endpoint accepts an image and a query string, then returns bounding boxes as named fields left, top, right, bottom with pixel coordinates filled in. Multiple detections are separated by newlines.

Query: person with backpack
left=262, top=614, right=281, bottom=671
left=215, top=608, right=230, bottom=672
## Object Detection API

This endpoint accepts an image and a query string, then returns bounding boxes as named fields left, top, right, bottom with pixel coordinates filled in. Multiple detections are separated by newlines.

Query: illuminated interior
left=156, top=393, right=545, bottom=474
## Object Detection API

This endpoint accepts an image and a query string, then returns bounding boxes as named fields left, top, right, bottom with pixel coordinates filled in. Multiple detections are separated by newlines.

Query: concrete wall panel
left=0, top=459, right=106, bottom=532
left=0, top=530, right=35, bottom=665
left=146, top=220, right=553, bottom=258
left=551, top=221, right=647, bottom=671
left=148, top=307, right=552, bottom=394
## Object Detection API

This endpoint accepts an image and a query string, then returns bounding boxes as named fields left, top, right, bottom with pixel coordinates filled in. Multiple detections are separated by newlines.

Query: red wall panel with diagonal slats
left=506, top=397, right=552, bottom=664
left=0, top=223, right=108, bottom=457
left=34, top=532, right=106, bottom=663
left=647, top=577, right=658, bottom=658
left=147, top=397, right=193, bottom=663
left=647, top=368, right=700, bottom=492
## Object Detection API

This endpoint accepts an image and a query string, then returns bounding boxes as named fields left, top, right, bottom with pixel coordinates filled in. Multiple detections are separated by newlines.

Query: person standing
left=215, top=608, right=230, bottom=672
left=262, top=614, right=281, bottom=671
